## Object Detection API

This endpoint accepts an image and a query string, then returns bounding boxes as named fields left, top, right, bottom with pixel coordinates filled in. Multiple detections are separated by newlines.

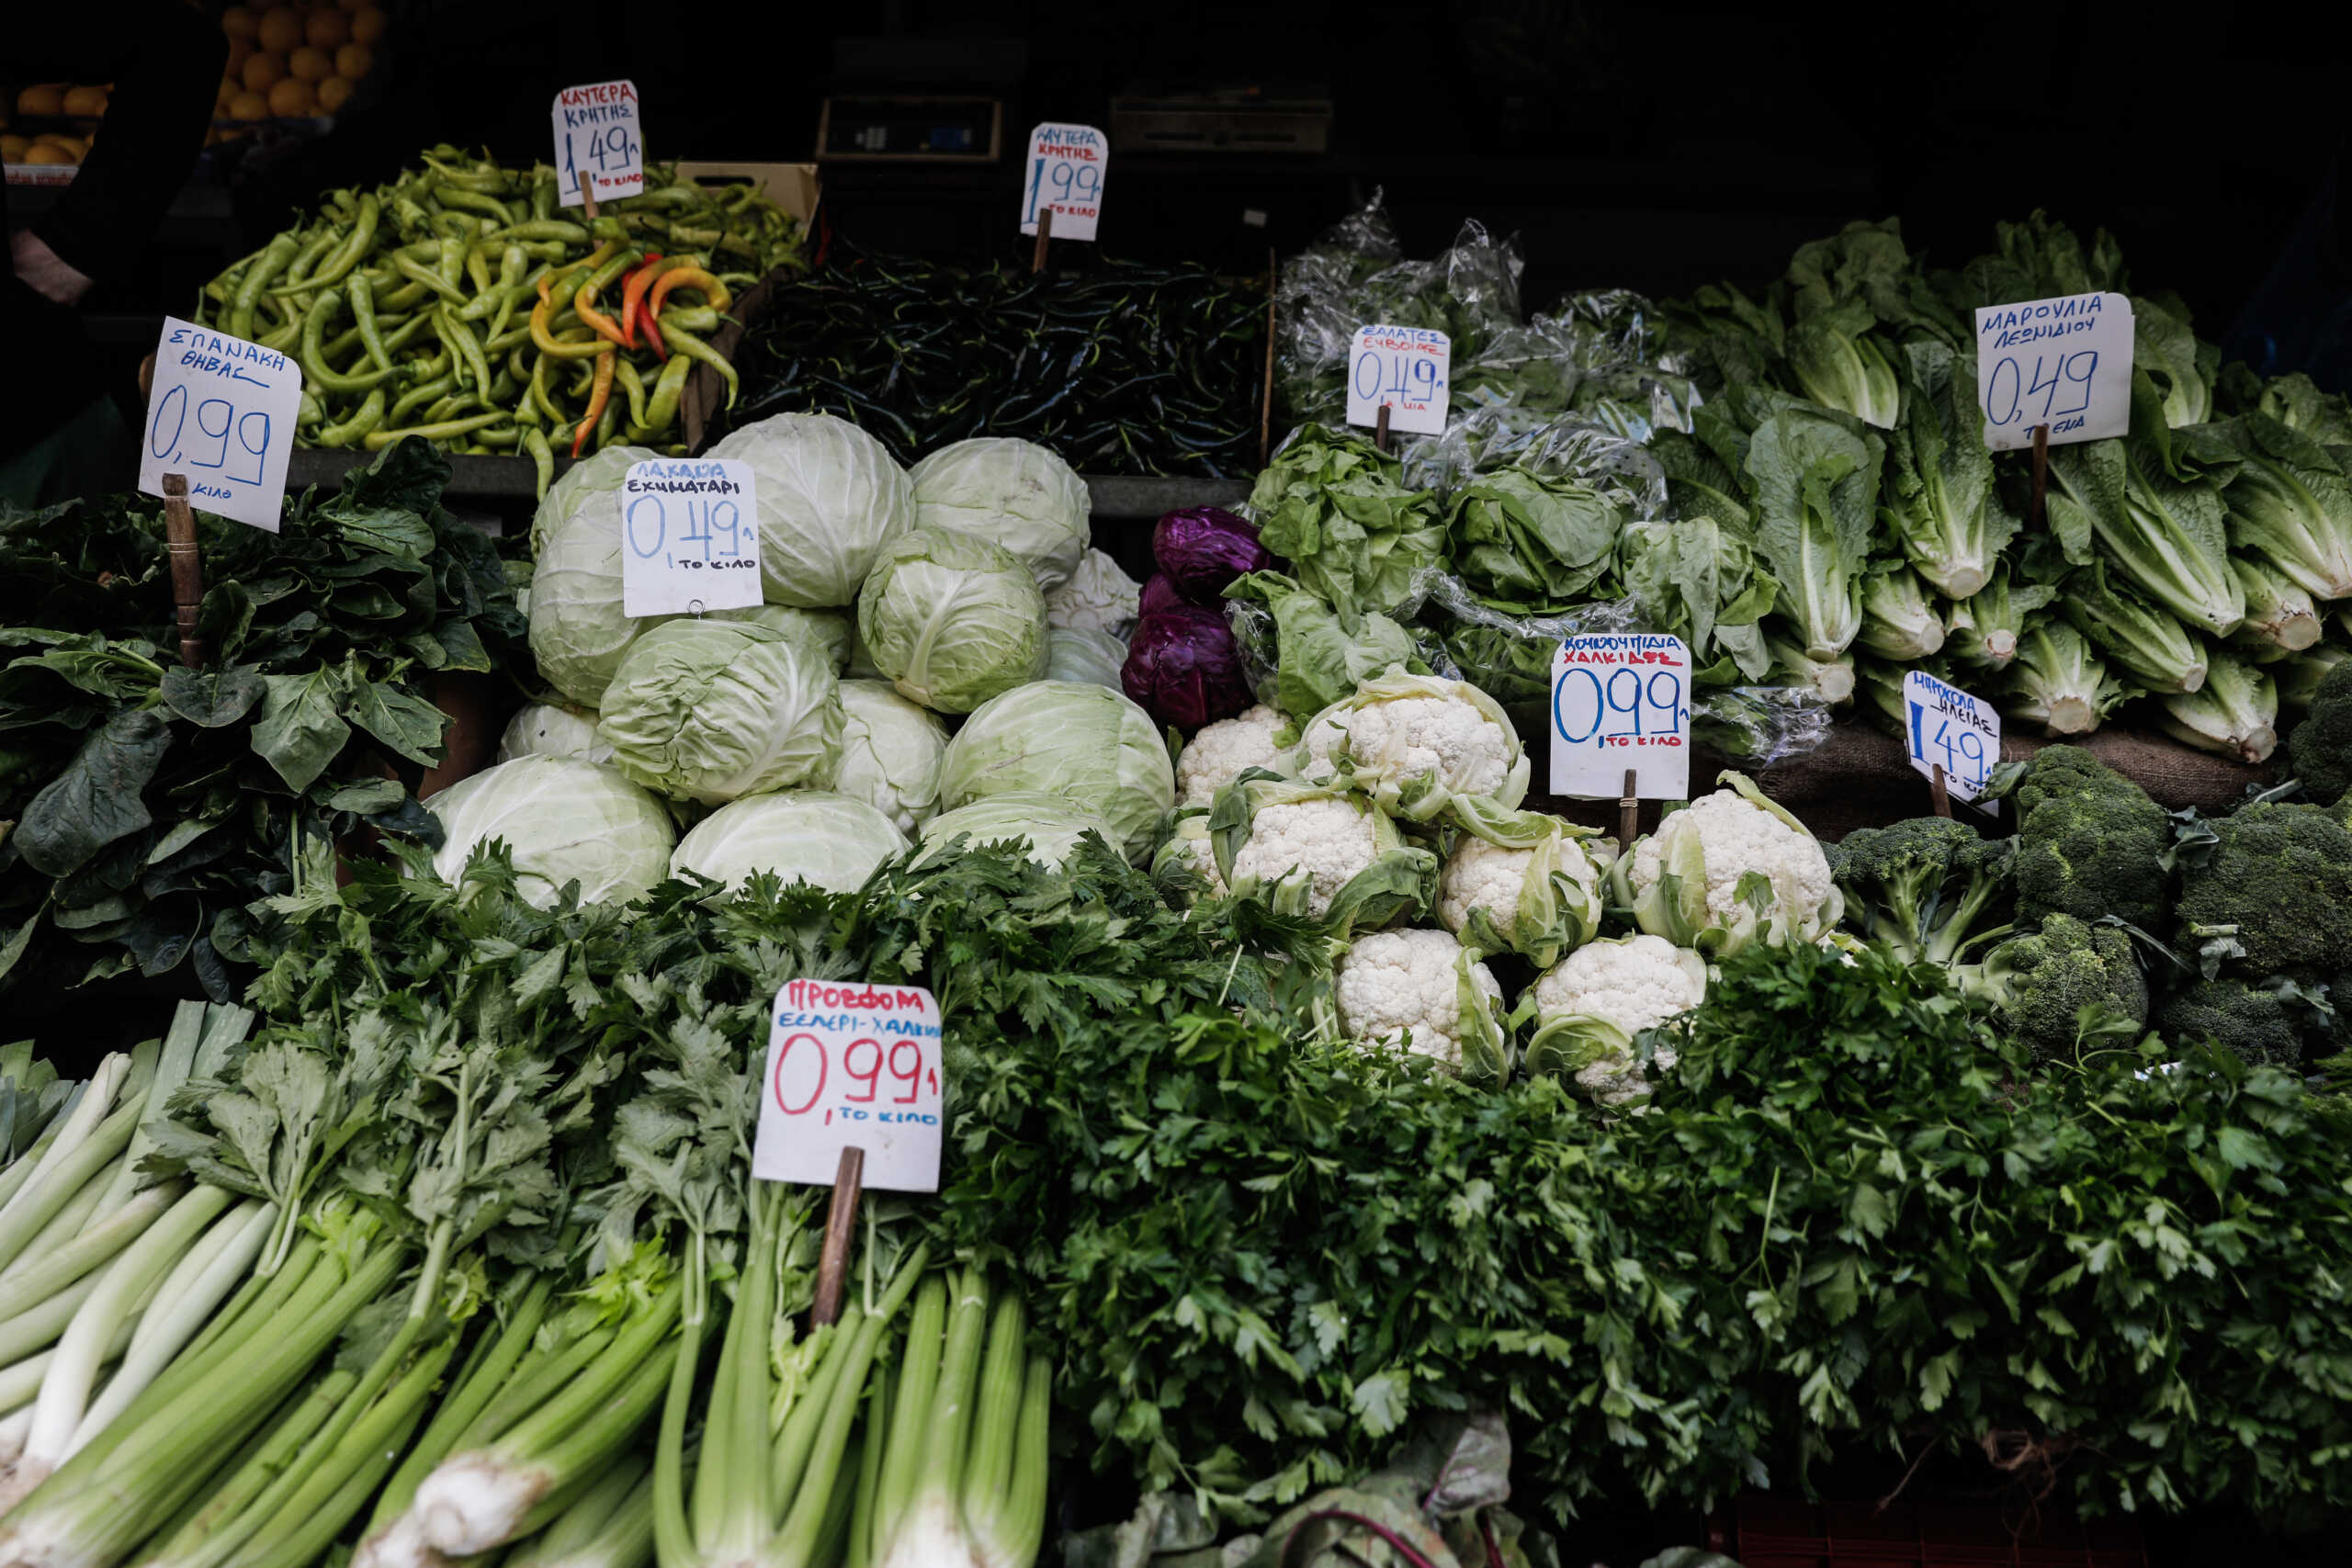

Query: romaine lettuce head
left=712, top=603, right=852, bottom=672
left=495, top=702, right=613, bottom=766
left=597, top=619, right=843, bottom=804
left=528, top=502, right=656, bottom=706
left=831, top=679, right=950, bottom=832
left=670, top=790, right=909, bottom=894
left=906, top=436, right=1091, bottom=592
left=856, top=525, right=1049, bottom=714
left=916, top=790, right=1114, bottom=870
left=938, top=680, right=1175, bottom=859
left=428, top=755, right=673, bottom=908
left=1044, top=626, right=1128, bottom=689
left=528, top=442, right=655, bottom=556
left=706, top=412, right=915, bottom=607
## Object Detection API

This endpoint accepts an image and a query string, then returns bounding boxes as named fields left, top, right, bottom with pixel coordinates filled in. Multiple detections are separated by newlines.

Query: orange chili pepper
left=618, top=254, right=663, bottom=350
left=572, top=278, right=631, bottom=349
left=572, top=346, right=617, bottom=457
left=648, top=265, right=731, bottom=318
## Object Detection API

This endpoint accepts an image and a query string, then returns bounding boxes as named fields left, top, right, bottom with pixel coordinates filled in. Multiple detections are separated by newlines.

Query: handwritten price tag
left=1903, top=670, right=2000, bottom=804
left=1347, top=325, right=1451, bottom=436
left=1019, top=122, right=1106, bottom=242
left=1548, top=634, right=1691, bottom=800
left=138, top=317, right=300, bottom=533
left=752, top=979, right=944, bottom=1192
left=619, top=459, right=763, bottom=617
left=551, top=80, right=643, bottom=208
left=1973, top=292, right=2133, bottom=451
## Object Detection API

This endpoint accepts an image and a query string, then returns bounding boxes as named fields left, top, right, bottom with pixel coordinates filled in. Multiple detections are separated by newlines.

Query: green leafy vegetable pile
left=0, top=439, right=522, bottom=998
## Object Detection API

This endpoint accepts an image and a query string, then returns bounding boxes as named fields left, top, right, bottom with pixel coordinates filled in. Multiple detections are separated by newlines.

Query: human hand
left=11, top=230, right=95, bottom=307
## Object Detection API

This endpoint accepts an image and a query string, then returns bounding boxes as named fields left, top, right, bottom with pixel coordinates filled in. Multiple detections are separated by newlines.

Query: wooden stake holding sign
left=1030, top=205, right=1053, bottom=276
left=753, top=979, right=945, bottom=1327
left=2030, top=421, right=2051, bottom=530
left=1374, top=403, right=1391, bottom=454
left=1619, top=768, right=1641, bottom=848
left=159, top=477, right=208, bottom=670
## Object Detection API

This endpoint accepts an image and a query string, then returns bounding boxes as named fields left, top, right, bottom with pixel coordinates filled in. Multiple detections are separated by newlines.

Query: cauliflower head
left=1621, top=773, right=1840, bottom=954
left=1230, top=796, right=1376, bottom=917
left=1176, top=704, right=1289, bottom=807
left=1527, top=933, right=1709, bottom=1105
left=1334, top=928, right=1505, bottom=1070
left=1438, top=822, right=1605, bottom=966
left=1293, top=672, right=1529, bottom=828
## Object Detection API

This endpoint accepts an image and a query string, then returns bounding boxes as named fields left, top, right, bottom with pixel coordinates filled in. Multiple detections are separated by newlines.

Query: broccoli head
left=1960, top=912, right=2148, bottom=1064
left=2172, top=799, right=2352, bottom=979
left=2008, top=746, right=2170, bottom=931
left=1828, top=817, right=2014, bottom=968
left=2287, top=658, right=2352, bottom=807
left=2158, top=977, right=2311, bottom=1069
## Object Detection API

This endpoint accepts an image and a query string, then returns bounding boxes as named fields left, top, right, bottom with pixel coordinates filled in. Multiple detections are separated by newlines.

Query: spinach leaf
left=16, top=709, right=172, bottom=877
left=251, top=669, right=351, bottom=793
left=161, top=665, right=266, bottom=728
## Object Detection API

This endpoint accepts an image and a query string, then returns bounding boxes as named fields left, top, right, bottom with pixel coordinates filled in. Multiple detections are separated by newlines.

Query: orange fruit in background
left=335, top=44, right=373, bottom=80
left=266, top=77, right=316, bottom=117
left=16, top=85, right=65, bottom=117
left=215, top=80, right=237, bottom=110
left=304, top=10, right=348, bottom=48
left=226, top=38, right=254, bottom=73
left=349, top=6, right=386, bottom=44
left=228, top=90, right=269, bottom=121
left=0, top=134, right=29, bottom=163
left=257, top=9, right=304, bottom=52
left=25, top=143, right=75, bottom=165
left=317, top=75, right=354, bottom=113
left=221, top=6, right=260, bottom=40
left=62, top=85, right=109, bottom=117
left=289, top=47, right=332, bottom=83
left=242, top=51, right=285, bottom=92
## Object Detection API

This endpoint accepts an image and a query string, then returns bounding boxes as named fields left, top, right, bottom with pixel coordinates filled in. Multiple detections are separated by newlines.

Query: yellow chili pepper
left=571, top=278, right=632, bottom=349
left=529, top=294, right=615, bottom=360
left=647, top=265, right=731, bottom=317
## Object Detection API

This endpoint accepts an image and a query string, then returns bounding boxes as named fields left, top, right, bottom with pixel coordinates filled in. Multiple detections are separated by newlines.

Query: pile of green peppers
left=196, top=145, right=806, bottom=493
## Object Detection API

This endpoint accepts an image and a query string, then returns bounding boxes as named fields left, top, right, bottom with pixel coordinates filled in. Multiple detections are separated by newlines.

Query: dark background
left=121, top=0, right=2346, bottom=369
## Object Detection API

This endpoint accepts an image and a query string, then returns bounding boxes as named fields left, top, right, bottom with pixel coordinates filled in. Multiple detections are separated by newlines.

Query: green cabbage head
left=670, top=790, right=908, bottom=894
left=856, top=525, right=1048, bottom=714
left=938, top=681, right=1174, bottom=859
left=427, top=755, right=674, bottom=908
left=597, top=619, right=843, bottom=804
left=706, top=412, right=915, bottom=607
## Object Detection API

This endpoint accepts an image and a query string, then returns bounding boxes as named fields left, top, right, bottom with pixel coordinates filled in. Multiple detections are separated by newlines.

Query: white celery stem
left=18, top=1182, right=217, bottom=1482
left=0, top=1274, right=107, bottom=1368
left=0, top=1056, right=125, bottom=1233
left=74, top=1199, right=273, bottom=1452
left=91, top=1004, right=207, bottom=1215
left=0, top=1172, right=112, bottom=1284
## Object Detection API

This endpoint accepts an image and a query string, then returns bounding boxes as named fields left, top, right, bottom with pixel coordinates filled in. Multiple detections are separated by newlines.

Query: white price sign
left=1548, top=634, right=1691, bottom=800
left=1347, top=325, right=1451, bottom=436
left=1019, top=122, right=1106, bottom=242
left=138, top=317, right=300, bottom=533
left=1973, top=291, right=2133, bottom=451
left=619, top=459, right=763, bottom=617
left=752, top=979, right=944, bottom=1192
left=1903, top=670, right=2000, bottom=804
left=551, top=80, right=643, bottom=208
